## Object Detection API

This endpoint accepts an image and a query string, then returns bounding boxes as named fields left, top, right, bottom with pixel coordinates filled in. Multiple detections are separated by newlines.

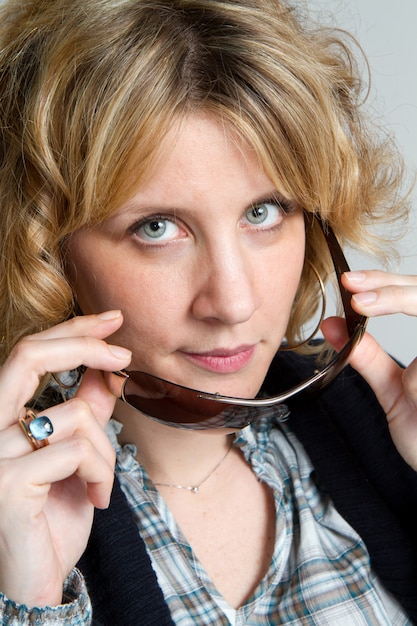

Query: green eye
left=244, top=202, right=284, bottom=228
left=143, top=219, right=168, bottom=238
left=134, top=217, right=181, bottom=242
left=246, top=205, right=269, bottom=224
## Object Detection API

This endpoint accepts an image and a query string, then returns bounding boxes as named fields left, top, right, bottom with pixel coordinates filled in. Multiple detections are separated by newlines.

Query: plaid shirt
left=0, top=569, right=92, bottom=625
left=114, top=413, right=410, bottom=625
left=1, top=413, right=411, bottom=625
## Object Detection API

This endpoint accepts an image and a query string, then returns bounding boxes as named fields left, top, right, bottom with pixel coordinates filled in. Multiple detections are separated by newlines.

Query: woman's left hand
left=321, top=269, right=417, bottom=471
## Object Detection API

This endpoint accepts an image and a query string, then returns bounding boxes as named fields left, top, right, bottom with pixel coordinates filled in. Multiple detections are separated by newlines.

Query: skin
left=66, top=115, right=306, bottom=400
left=65, top=115, right=307, bottom=606
left=324, top=270, right=417, bottom=470
left=0, top=112, right=416, bottom=609
left=0, top=312, right=132, bottom=606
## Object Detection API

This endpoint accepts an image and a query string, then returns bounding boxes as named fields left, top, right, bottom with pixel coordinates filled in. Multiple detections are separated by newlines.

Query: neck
left=113, top=398, right=235, bottom=487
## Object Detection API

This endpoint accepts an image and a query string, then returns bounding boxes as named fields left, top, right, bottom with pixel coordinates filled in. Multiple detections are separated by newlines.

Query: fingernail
left=344, top=271, right=366, bottom=283
left=108, top=344, right=132, bottom=359
left=352, top=291, right=377, bottom=305
left=98, top=310, right=122, bottom=320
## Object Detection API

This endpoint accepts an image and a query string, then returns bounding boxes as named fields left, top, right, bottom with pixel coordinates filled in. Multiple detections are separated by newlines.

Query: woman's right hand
left=0, top=311, right=131, bottom=608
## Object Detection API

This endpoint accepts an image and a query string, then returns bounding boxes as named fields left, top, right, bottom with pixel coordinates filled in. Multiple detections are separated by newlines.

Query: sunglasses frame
left=116, top=216, right=368, bottom=427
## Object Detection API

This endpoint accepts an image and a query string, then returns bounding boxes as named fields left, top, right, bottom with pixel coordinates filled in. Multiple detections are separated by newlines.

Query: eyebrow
left=108, top=187, right=294, bottom=221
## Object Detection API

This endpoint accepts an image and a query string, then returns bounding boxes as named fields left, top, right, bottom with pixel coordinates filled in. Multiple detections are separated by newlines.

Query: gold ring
left=19, top=409, right=54, bottom=450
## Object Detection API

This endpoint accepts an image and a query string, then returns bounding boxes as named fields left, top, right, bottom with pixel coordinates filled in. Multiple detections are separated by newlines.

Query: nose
left=190, top=240, right=260, bottom=325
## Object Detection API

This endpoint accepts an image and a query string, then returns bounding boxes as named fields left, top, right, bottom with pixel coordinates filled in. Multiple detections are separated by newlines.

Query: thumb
left=76, top=368, right=117, bottom=428
left=321, top=316, right=404, bottom=416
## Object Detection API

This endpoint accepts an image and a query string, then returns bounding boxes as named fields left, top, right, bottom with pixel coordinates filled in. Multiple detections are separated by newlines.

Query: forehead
left=115, top=113, right=283, bottom=211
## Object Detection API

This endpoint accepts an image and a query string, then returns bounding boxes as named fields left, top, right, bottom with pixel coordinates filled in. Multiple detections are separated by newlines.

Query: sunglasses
left=115, top=217, right=368, bottom=430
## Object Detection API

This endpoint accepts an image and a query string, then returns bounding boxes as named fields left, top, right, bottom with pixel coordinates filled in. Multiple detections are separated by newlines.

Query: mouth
left=180, top=344, right=256, bottom=374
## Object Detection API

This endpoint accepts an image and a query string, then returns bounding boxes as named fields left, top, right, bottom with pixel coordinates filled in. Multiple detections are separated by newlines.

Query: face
left=66, top=114, right=305, bottom=399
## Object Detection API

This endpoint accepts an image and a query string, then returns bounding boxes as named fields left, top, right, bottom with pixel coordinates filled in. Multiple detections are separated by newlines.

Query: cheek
left=101, top=274, right=187, bottom=361
left=262, top=269, right=302, bottom=338
left=65, top=235, right=117, bottom=313
left=263, top=238, right=305, bottom=319
left=67, top=237, right=163, bottom=318
left=68, top=262, right=124, bottom=315
left=66, top=234, right=186, bottom=358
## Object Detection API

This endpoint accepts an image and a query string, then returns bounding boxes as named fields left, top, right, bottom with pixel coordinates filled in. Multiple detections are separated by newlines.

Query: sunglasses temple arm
left=315, top=217, right=361, bottom=336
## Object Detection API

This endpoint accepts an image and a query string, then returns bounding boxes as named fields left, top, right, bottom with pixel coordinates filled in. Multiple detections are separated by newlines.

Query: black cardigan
left=78, top=351, right=417, bottom=625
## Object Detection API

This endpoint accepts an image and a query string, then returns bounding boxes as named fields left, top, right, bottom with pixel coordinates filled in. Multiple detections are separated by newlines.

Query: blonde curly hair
left=0, top=0, right=409, bottom=364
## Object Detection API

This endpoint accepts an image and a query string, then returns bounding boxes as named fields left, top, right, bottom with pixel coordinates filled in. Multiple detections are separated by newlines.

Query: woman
left=0, top=0, right=416, bottom=623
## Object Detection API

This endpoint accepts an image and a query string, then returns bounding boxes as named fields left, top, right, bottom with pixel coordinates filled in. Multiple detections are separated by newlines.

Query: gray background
left=1, top=0, right=415, bottom=362
left=308, top=0, right=416, bottom=364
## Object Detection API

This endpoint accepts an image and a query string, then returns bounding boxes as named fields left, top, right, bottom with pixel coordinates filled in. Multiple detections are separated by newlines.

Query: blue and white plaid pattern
left=0, top=569, right=92, bottom=625
left=113, top=414, right=410, bottom=625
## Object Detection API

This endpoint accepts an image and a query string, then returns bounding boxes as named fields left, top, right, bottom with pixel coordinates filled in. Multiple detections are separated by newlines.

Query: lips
left=181, top=344, right=256, bottom=373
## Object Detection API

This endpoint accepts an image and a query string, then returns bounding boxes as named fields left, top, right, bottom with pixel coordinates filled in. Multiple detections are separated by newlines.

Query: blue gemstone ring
left=19, top=409, right=54, bottom=450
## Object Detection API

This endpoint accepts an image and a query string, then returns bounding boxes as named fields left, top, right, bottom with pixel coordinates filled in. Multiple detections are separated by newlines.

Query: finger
left=104, top=370, right=127, bottom=400
left=0, top=332, right=131, bottom=427
left=343, top=271, right=417, bottom=316
left=0, top=435, right=115, bottom=514
left=26, top=310, right=125, bottom=341
left=324, top=317, right=417, bottom=469
left=43, top=437, right=115, bottom=509
left=402, top=357, right=417, bottom=410
left=321, top=317, right=405, bottom=415
left=1, top=396, right=116, bottom=464
left=386, top=357, right=417, bottom=466
left=76, top=368, right=118, bottom=429
left=343, top=270, right=417, bottom=291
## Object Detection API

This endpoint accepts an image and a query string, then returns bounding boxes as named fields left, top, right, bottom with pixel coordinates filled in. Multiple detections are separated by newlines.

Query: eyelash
left=129, top=196, right=295, bottom=244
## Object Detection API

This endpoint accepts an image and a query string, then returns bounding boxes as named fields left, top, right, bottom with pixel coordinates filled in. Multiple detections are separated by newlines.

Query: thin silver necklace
left=153, top=441, right=233, bottom=494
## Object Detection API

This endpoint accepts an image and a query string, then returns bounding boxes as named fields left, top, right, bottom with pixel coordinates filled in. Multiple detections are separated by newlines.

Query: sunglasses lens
left=121, top=315, right=367, bottom=430
left=123, top=371, right=256, bottom=429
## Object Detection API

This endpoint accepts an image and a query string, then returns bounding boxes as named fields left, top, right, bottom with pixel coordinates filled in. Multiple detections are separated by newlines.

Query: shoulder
left=262, top=346, right=380, bottom=414
left=262, top=348, right=414, bottom=488
left=263, top=347, right=417, bottom=540
left=263, top=350, right=417, bottom=620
